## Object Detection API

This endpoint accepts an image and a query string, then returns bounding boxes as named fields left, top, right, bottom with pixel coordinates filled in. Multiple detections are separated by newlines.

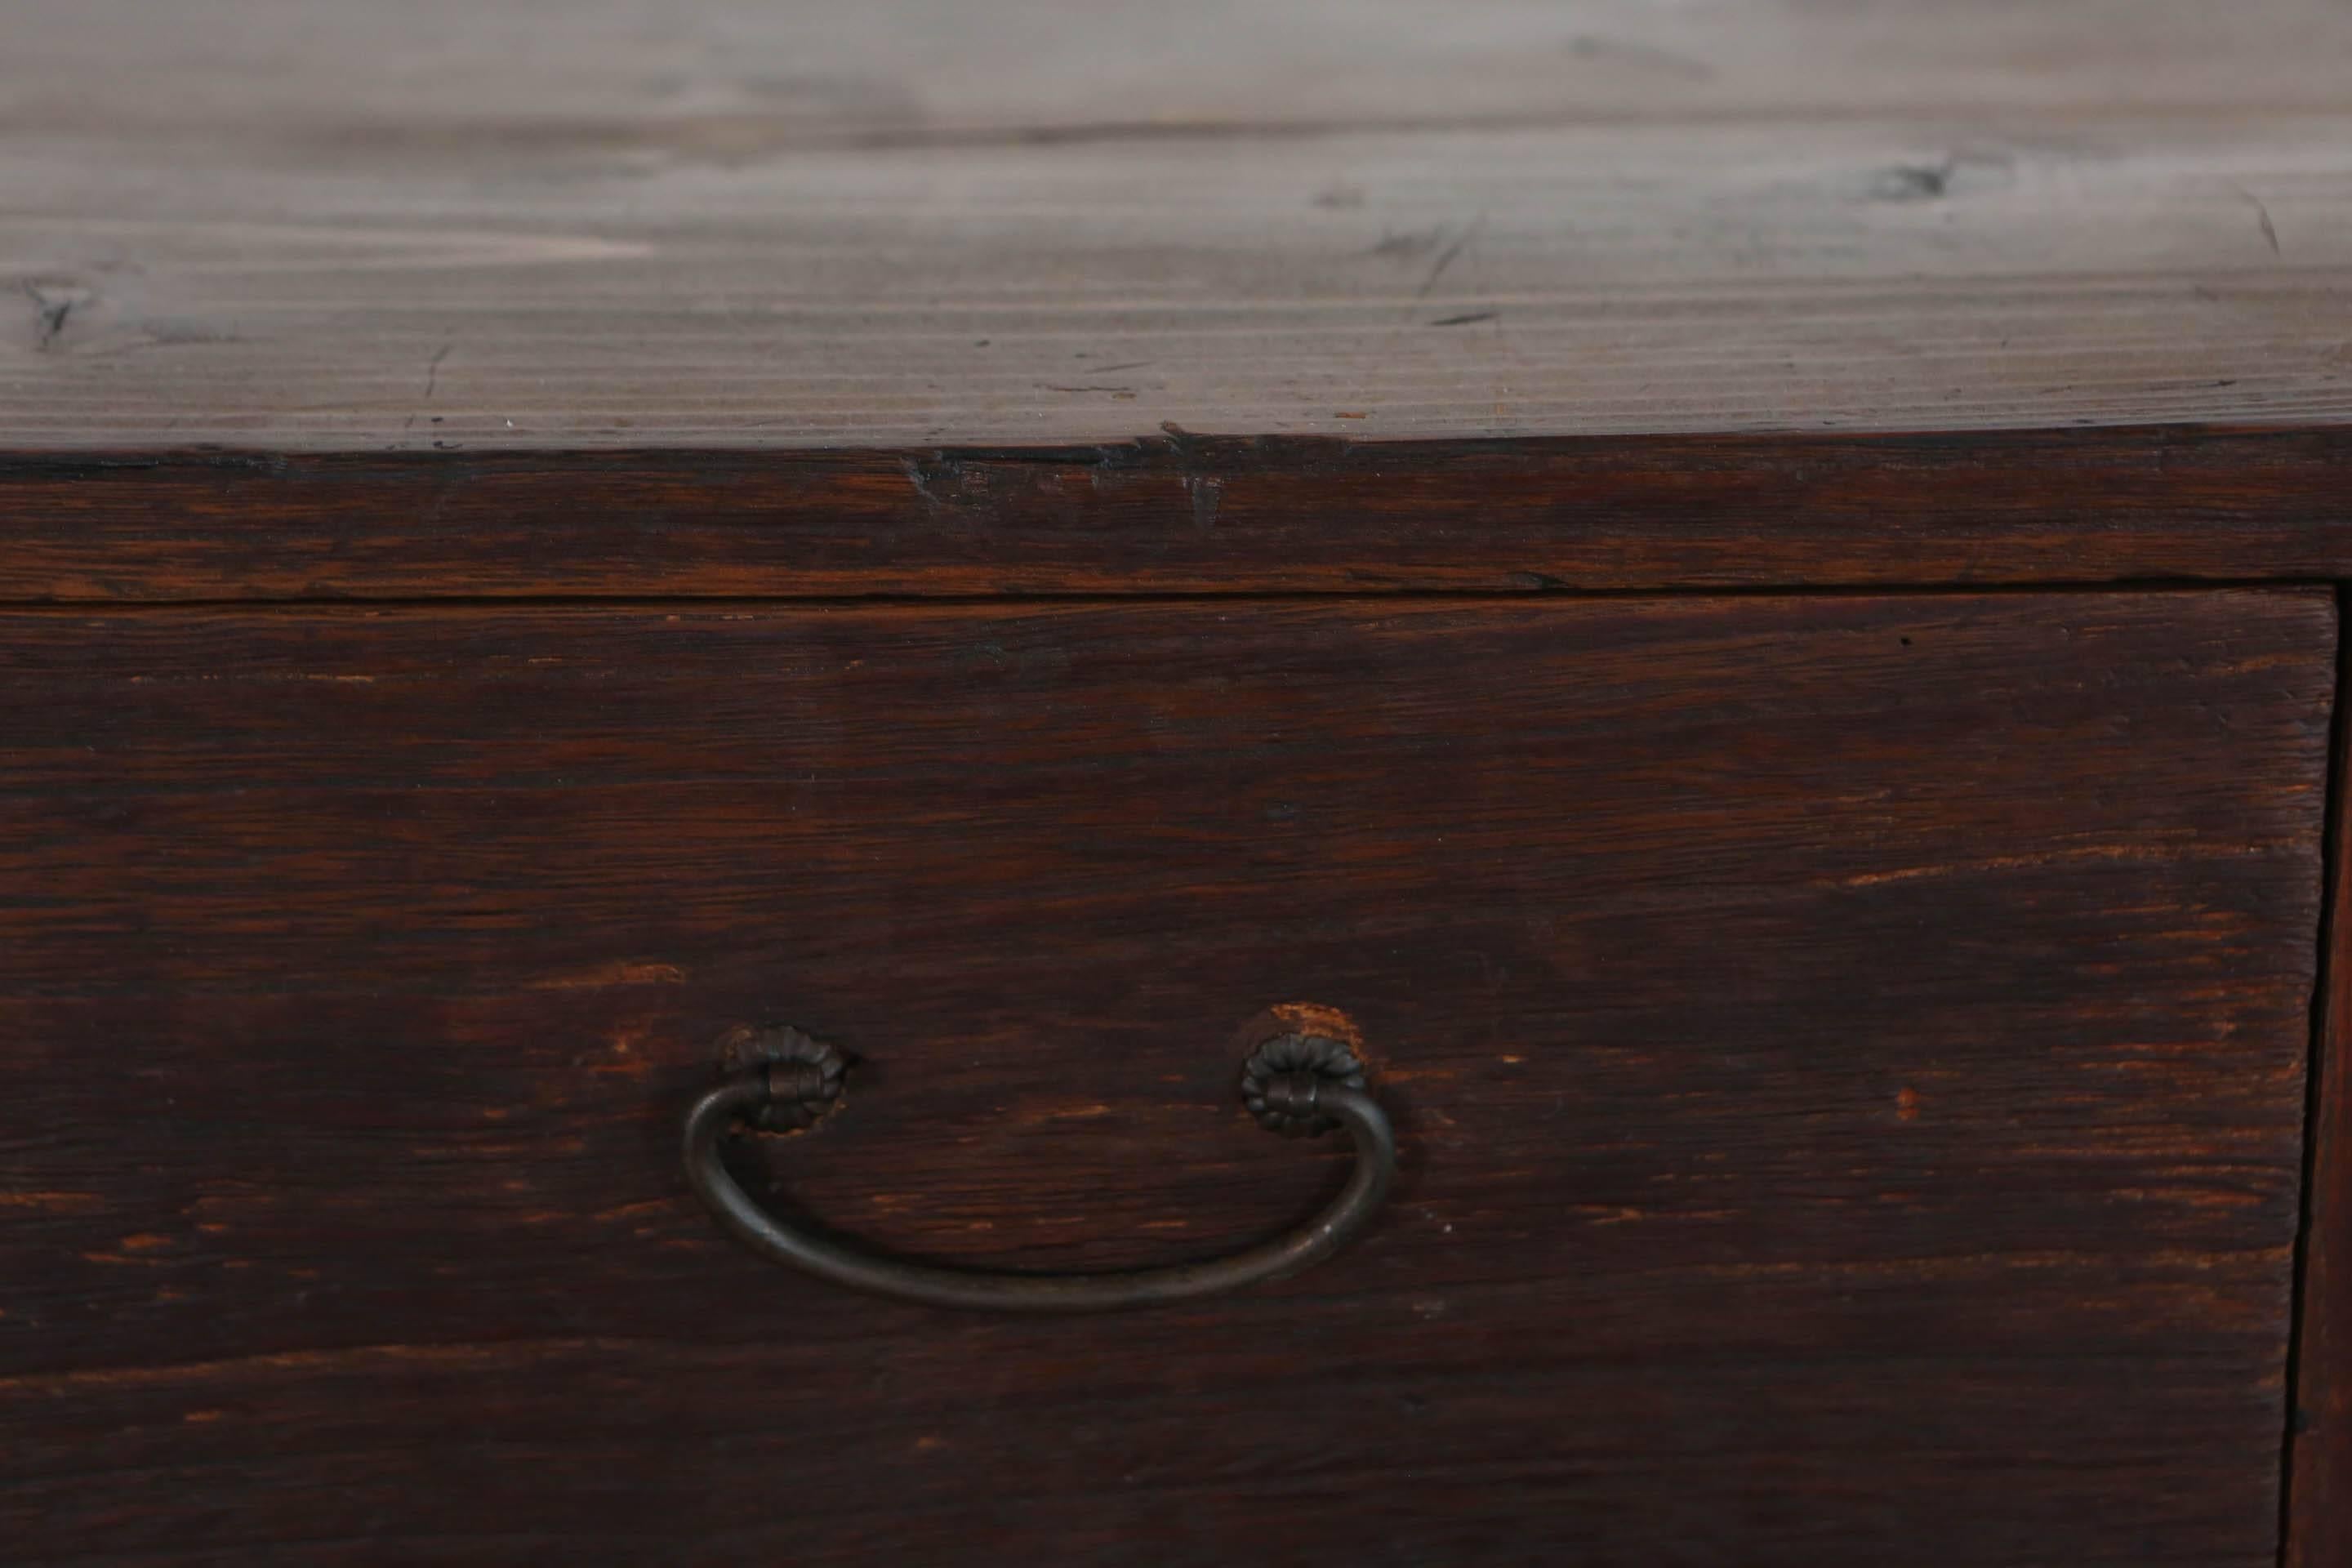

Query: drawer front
left=0, top=592, right=2332, bottom=1566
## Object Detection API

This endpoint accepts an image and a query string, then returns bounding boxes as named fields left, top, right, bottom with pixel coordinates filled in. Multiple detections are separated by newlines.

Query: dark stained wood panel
left=7, top=426, right=2352, bottom=603
left=2292, top=609, right=2352, bottom=1568
left=2, top=2, right=2350, bottom=449
left=0, top=591, right=2331, bottom=1566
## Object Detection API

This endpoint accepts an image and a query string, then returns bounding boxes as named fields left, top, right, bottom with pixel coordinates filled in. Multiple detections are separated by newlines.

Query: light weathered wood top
left=4, top=0, right=2350, bottom=450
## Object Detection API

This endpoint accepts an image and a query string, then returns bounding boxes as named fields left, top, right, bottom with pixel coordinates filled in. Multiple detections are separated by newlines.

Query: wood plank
left=2, top=2, right=2350, bottom=449
left=2291, top=602, right=2352, bottom=1568
left=0, top=592, right=2329, bottom=1565
left=6, top=429, right=2351, bottom=602
left=14, top=0, right=2352, bottom=140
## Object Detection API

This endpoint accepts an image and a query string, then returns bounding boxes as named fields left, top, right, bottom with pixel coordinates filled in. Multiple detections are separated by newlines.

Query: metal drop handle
left=681, top=1025, right=1396, bottom=1312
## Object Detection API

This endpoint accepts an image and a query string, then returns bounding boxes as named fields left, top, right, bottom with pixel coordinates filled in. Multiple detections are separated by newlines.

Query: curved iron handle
left=681, top=1027, right=1396, bottom=1312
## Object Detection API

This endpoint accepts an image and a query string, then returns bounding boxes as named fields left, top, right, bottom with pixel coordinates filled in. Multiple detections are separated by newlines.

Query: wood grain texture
left=6, top=426, right=2352, bottom=602
left=2, top=2, right=2350, bottom=448
left=2292, top=599, right=2352, bottom=1568
left=16, top=0, right=2352, bottom=139
left=0, top=591, right=2330, bottom=1566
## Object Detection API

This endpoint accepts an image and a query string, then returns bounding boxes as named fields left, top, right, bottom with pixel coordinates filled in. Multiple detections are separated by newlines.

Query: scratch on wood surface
left=2226, top=180, right=2283, bottom=254
left=1824, top=841, right=2253, bottom=889
left=526, top=960, right=687, bottom=990
left=1673, top=1247, right=2292, bottom=1282
left=1872, top=161, right=1953, bottom=201
left=1414, top=216, right=1486, bottom=298
left=0, top=1338, right=666, bottom=1394
left=1027, top=1101, right=1115, bottom=1121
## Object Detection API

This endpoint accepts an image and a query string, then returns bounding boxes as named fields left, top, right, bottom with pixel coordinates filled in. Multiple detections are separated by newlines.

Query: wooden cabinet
left=5, top=3, right=2352, bottom=1564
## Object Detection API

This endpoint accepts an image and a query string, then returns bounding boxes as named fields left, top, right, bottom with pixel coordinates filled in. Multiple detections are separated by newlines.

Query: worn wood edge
left=2289, top=586, right=2352, bottom=1568
left=2, top=422, right=2349, bottom=602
